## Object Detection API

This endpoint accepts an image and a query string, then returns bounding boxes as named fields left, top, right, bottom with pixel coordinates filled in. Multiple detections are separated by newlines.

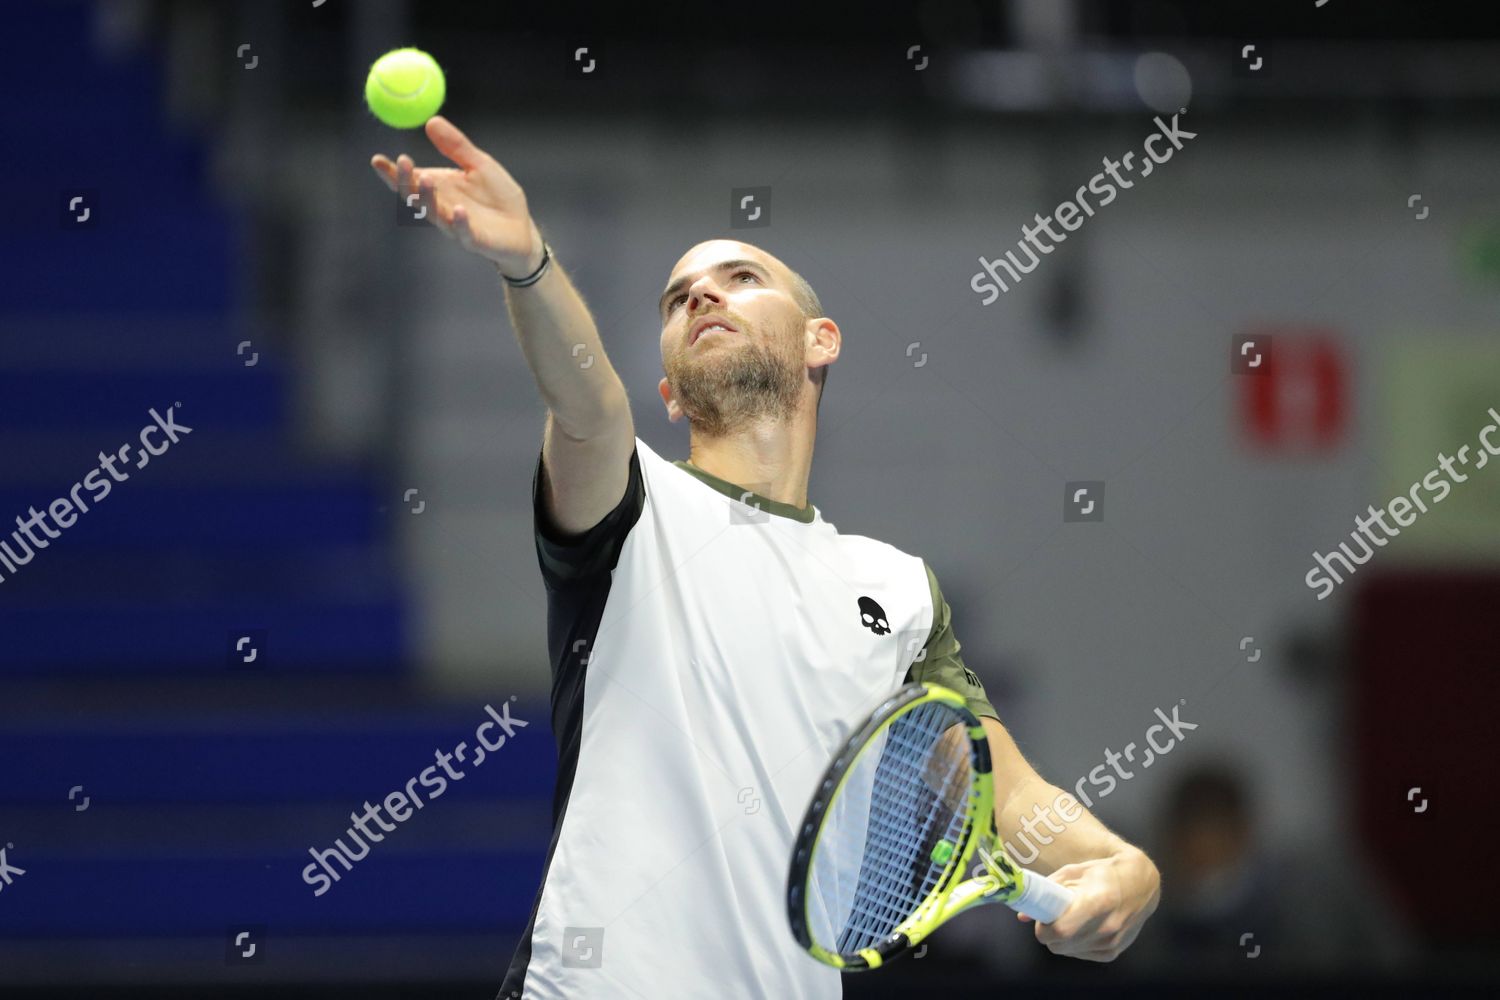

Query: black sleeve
left=903, top=562, right=1000, bottom=721
left=532, top=444, right=646, bottom=589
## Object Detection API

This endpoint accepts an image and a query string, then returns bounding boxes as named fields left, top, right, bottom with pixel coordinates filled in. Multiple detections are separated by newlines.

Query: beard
left=663, top=312, right=806, bottom=438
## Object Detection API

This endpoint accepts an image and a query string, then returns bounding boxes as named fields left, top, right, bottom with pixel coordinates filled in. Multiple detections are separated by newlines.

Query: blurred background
left=2, top=0, right=1498, bottom=996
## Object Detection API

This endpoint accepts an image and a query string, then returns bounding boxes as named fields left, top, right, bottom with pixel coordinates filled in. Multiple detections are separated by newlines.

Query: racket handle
left=1007, top=869, right=1075, bottom=923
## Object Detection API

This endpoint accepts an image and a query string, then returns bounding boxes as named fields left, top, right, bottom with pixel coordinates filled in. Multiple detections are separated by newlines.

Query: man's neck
left=687, top=415, right=816, bottom=510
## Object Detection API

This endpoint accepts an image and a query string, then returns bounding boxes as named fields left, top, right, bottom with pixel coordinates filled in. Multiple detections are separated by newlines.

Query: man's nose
left=688, top=279, right=723, bottom=310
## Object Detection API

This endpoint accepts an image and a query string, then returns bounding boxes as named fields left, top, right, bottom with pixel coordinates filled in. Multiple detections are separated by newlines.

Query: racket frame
left=786, top=683, right=1002, bottom=971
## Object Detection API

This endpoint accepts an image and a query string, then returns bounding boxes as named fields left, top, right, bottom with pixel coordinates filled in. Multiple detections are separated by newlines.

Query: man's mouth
left=690, top=317, right=738, bottom=345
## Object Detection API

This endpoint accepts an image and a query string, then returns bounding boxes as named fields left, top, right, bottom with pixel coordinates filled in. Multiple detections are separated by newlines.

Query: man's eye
left=667, top=272, right=755, bottom=313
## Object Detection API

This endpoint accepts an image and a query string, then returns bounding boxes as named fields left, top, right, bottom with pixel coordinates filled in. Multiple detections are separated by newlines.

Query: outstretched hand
left=371, top=116, right=544, bottom=277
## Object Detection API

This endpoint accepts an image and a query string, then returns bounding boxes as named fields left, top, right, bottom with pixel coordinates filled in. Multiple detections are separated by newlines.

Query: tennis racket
left=786, top=682, right=1075, bottom=971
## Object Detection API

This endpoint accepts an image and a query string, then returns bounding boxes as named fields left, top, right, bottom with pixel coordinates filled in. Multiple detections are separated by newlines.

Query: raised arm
left=371, top=116, right=634, bottom=535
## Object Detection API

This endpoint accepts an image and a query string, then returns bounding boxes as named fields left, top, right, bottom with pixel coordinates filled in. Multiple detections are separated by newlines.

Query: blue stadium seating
left=0, top=1, right=550, bottom=972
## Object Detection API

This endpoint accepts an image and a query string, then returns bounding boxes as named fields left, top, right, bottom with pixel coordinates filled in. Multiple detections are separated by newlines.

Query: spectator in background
left=1130, top=762, right=1416, bottom=977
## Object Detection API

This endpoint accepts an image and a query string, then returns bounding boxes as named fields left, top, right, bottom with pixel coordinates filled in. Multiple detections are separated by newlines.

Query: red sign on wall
left=1236, top=328, right=1349, bottom=452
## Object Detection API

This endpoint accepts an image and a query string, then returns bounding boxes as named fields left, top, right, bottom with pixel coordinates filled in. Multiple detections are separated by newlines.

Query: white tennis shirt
left=499, top=437, right=996, bottom=1000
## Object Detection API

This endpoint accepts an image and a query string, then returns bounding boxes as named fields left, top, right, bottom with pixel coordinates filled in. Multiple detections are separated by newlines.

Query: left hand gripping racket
left=786, top=682, right=1075, bottom=970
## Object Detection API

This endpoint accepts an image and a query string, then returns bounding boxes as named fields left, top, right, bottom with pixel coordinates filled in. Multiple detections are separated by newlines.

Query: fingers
left=399, top=156, right=450, bottom=235
left=1034, top=905, right=1099, bottom=948
left=427, top=114, right=523, bottom=192
left=1035, top=912, right=1091, bottom=943
left=1043, top=863, right=1088, bottom=886
left=396, top=153, right=417, bottom=205
left=1033, top=905, right=1131, bottom=962
left=426, top=116, right=489, bottom=171
left=451, top=204, right=478, bottom=252
left=1036, top=929, right=1118, bottom=961
left=1042, top=927, right=1123, bottom=962
left=376, top=149, right=479, bottom=245
left=374, top=152, right=465, bottom=242
left=416, top=172, right=453, bottom=235
left=370, top=154, right=398, bottom=193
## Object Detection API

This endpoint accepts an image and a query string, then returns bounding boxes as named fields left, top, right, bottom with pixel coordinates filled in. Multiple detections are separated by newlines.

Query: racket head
left=786, top=683, right=993, bottom=971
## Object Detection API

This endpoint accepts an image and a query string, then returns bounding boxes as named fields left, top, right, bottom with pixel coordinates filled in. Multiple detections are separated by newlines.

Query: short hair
left=1169, top=764, right=1250, bottom=829
left=784, top=266, right=829, bottom=403
left=786, top=268, right=822, bottom=321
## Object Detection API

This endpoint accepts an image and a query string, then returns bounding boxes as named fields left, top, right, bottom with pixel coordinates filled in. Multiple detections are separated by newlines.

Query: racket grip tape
left=1007, top=869, right=1075, bottom=923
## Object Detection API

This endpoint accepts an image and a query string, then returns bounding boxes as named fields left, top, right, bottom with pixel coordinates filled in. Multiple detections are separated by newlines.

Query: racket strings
left=821, top=701, right=974, bottom=955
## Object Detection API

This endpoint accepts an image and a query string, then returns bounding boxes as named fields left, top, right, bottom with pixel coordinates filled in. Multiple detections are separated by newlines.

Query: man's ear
left=807, top=317, right=840, bottom=370
left=658, top=376, right=685, bottom=423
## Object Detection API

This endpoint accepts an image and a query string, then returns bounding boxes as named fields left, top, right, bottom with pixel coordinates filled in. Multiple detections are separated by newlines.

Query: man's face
left=658, top=240, right=809, bottom=436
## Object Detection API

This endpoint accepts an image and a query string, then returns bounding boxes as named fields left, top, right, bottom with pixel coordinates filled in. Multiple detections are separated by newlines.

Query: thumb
left=1042, top=862, right=1090, bottom=887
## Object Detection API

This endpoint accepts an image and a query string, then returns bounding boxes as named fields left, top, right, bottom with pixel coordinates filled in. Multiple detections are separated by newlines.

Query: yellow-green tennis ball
left=930, top=839, right=955, bottom=866
left=365, top=48, right=445, bottom=129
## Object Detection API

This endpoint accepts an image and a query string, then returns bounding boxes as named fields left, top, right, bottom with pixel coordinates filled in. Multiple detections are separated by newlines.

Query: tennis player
left=373, top=117, right=1160, bottom=1000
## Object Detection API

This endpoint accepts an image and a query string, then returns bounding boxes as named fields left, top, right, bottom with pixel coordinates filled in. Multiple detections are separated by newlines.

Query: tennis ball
left=930, top=839, right=955, bottom=866
left=365, top=48, right=445, bottom=129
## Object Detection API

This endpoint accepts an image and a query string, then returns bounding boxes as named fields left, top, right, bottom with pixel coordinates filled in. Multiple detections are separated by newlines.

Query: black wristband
left=502, top=242, right=552, bottom=287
